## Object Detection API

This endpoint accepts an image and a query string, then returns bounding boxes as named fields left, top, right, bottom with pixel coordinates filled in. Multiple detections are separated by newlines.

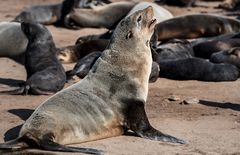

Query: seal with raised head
left=0, top=22, right=66, bottom=95
left=153, top=14, right=240, bottom=42
left=0, top=7, right=184, bottom=154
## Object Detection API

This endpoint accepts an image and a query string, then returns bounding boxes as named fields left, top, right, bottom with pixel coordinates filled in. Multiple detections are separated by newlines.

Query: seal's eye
left=120, top=21, right=125, bottom=26
left=126, top=31, right=133, bottom=39
left=137, top=15, right=142, bottom=23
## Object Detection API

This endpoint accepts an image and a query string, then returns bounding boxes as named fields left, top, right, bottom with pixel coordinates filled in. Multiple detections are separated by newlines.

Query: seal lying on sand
left=153, top=14, right=240, bottom=42
left=0, top=22, right=28, bottom=57
left=193, top=38, right=240, bottom=59
left=0, top=7, right=184, bottom=154
left=0, top=23, right=66, bottom=95
left=155, top=39, right=194, bottom=61
left=64, top=1, right=136, bottom=29
left=57, top=39, right=109, bottom=63
left=158, top=58, right=239, bottom=81
left=13, top=0, right=110, bottom=25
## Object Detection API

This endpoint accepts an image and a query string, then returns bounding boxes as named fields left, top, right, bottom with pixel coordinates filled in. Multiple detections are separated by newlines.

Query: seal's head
left=109, top=6, right=156, bottom=50
left=210, top=47, right=240, bottom=68
left=21, top=22, right=51, bottom=42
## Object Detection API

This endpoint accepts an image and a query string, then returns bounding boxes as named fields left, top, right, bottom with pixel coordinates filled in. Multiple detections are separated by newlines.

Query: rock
left=181, top=97, right=199, bottom=105
left=167, top=95, right=181, bottom=101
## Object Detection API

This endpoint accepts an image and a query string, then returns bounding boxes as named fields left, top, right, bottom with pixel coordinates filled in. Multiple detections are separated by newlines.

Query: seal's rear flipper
left=0, top=135, right=103, bottom=155
left=39, top=141, right=103, bottom=155
left=0, top=138, right=27, bottom=150
left=123, top=98, right=186, bottom=144
left=0, top=87, right=25, bottom=95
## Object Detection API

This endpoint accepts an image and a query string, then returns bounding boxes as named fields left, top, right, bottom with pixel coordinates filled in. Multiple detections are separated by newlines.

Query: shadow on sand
left=199, top=100, right=240, bottom=111
left=4, top=109, right=34, bottom=141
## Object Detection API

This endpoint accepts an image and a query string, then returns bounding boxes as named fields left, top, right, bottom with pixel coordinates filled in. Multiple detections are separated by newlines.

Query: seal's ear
left=21, top=22, right=32, bottom=35
left=126, top=31, right=133, bottom=39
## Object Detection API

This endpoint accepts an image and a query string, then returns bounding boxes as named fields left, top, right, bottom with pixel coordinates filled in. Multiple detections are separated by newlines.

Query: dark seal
left=0, top=22, right=66, bottom=95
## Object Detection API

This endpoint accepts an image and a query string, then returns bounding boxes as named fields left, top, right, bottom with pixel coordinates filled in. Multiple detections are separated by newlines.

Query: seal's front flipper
left=136, top=126, right=186, bottom=144
left=124, top=98, right=185, bottom=144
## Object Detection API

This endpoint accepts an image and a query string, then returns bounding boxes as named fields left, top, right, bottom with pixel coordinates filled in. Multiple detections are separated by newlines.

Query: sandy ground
left=0, top=0, right=240, bottom=155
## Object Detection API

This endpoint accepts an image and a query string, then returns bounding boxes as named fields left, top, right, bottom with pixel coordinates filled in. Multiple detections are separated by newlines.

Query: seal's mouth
left=148, top=18, right=157, bottom=29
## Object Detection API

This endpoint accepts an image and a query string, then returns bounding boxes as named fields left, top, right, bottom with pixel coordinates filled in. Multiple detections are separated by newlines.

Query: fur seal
left=126, top=2, right=173, bottom=23
left=66, top=52, right=160, bottom=83
left=153, top=14, right=240, bottom=42
left=64, top=1, right=136, bottom=29
left=66, top=51, right=102, bottom=79
left=13, top=3, right=63, bottom=25
left=193, top=38, right=240, bottom=59
left=0, top=22, right=66, bottom=95
left=158, top=58, right=239, bottom=81
left=57, top=39, right=109, bottom=63
left=0, top=7, right=184, bottom=154
left=219, top=0, right=240, bottom=10
left=210, top=47, right=240, bottom=68
left=13, top=0, right=110, bottom=25
left=0, top=22, right=28, bottom=57
left=155, top=39, right=194, bottom=62
left=76, top=30, right=113, bottom=43
left=152, top=39, right=239, bottom=81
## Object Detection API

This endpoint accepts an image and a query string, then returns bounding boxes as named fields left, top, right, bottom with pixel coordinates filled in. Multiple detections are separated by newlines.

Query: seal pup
left=0, top=7, right=185, bottom=154
left=0, top=23, right=66, bottom=95
left=66, top=52, right=102, bottom=79
left=210, top=47, right=240, bottom=68
left=0, top=22, right=28, bottom=57
left=155, top=39, right=194, bottom=61
left=158, top=58, right=239, bottom=81
left=64, top=1, right=136, bottom=29
left=153, top=14, right=240, bottom=42
left=193, top=38, right=240, bottom=59
left=57, top=39, right=109, bottom=63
